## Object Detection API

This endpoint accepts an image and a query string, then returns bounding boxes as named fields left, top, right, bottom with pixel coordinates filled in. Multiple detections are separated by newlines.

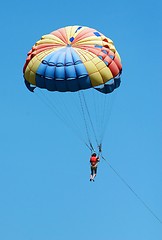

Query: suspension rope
left=78, top=91, right=94, bottom=151
left=100, top=91, right=117, bottom=146
left=81, top=91, right=99, bottom=147
left=101, top=154, right=162, bottom=225
left=99, top=94, right=108, bottom=144
left=91, top=89, right=101, bottom=141
left=34, top=90, right=91, bottom=151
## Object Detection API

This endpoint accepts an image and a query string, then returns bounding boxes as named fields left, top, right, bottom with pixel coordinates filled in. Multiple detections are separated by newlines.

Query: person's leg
left=90, top=166, right=93, bottom=181
left=92, top=167, right=97, bottom=180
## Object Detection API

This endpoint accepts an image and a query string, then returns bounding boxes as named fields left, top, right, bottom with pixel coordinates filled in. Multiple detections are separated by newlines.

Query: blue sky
left=0, top=0, right=162, bottom=239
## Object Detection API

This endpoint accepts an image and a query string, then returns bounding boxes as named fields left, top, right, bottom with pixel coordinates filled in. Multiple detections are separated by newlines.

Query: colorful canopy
left=23, top=26, right=122, bottom=93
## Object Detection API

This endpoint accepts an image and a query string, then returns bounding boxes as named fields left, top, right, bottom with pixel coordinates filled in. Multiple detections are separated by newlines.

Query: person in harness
left=90, top=153, right=100, bottom=181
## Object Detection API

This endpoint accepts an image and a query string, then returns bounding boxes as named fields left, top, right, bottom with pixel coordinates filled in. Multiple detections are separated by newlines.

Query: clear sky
left=0, top=0, right=162, bottom=239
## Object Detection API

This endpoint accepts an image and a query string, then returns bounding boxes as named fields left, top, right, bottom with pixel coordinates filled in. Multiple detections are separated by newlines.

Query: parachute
left=23, top=26, right=122, bottom=152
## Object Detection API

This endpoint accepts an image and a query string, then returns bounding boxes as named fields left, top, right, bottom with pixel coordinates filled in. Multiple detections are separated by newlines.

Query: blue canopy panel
left=95, top=76, right=121, bottom=94
left=33, top=46, right=92, bottom=92
left=24, top=79, right=36, bottom=92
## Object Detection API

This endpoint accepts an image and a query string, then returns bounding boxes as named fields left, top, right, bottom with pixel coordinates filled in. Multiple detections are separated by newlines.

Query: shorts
left=91, top=165, right=97, bottom=175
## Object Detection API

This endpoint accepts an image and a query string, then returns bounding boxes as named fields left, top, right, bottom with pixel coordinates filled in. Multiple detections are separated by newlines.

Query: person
left=90, top=153, right=100, bottom=181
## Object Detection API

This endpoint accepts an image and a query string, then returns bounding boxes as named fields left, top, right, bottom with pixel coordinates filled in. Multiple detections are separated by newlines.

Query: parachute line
left=78, top=91, right=94, bottom=151
left=100, top=90, right=117, bottom=145
left=34, top=90, right=91, bottom=150
left=101, top=155, right=162, bottom=225
left=81, top=91, right=99, bottom=146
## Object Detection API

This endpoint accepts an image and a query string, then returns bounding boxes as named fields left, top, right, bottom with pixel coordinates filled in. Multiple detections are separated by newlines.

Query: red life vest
left=90, top=156, right=98, bottom=166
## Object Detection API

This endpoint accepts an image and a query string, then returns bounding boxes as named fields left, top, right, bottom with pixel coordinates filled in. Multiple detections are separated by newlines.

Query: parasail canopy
left=23, top=26, right=122, bottom=152
left=23, top=25, right=122, bottom=94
